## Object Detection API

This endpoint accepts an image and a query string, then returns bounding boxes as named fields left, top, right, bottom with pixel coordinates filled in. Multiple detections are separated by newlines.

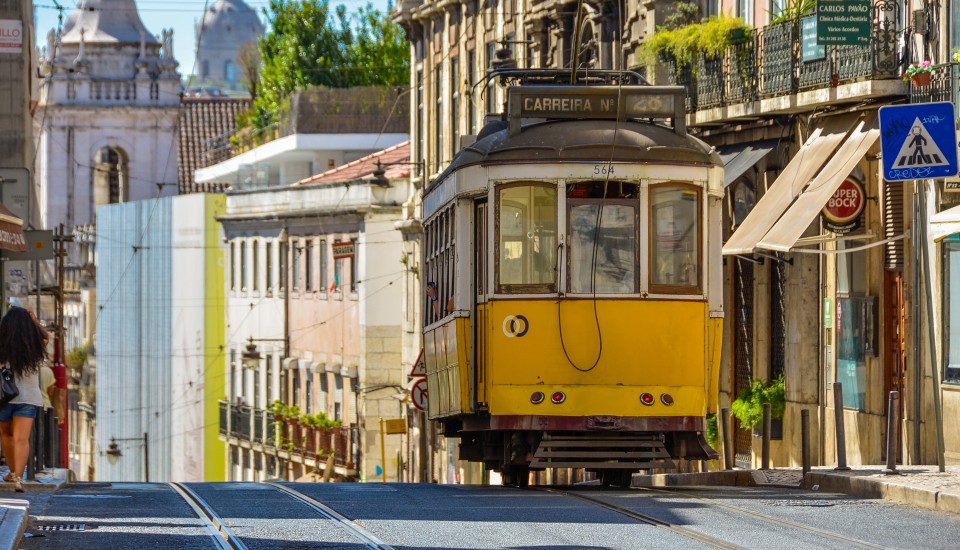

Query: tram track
left=636, top=486, right=891, bottom=550
left=169, top=482, right=394, bottom=550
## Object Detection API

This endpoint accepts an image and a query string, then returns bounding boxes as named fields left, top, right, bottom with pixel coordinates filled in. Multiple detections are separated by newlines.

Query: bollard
left=720, top=407, right=734, bottom=470
left=761, top=402, right=771, bottom=470
left=801, top=409, right=811, bottom=475
left=883, top=391, right=901, bottom=475
left=834, top=382, right=850, bottom=471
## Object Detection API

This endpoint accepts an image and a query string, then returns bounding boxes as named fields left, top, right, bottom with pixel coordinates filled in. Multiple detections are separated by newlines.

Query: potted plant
left=731, top=376, right=785, bottom=439
left=903, top=61, right=933, bottom=86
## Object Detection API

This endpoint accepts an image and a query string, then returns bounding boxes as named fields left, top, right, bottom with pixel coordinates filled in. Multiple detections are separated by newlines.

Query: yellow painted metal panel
left=491, top=384, right=706, bottom=416
left=707, top=317, right=723, bottom=414
left=456, top=317, right=473, bottom=413
left=486, top=299, right=708, bottom=387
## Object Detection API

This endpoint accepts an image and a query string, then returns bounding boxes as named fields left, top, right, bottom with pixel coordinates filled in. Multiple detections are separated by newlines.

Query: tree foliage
left=250, top=0, right=410, bottom=133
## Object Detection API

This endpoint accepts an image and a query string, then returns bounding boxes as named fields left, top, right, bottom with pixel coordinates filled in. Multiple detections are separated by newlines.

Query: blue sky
left=35, top=0, right=390, bottom=78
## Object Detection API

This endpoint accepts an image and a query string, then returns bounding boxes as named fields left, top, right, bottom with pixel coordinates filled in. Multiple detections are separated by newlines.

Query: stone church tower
left=35, top=0, right=180, bottom=229
left=195, top=0, right=263, bottom=92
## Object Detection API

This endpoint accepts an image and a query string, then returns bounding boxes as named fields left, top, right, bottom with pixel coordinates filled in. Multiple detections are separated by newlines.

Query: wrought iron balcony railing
left=910, top=63, right=959, bottom=105
left=669, top=2, right=903, bottom=115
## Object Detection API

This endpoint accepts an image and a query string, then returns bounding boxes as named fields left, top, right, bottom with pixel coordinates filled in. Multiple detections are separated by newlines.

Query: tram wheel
left=503, top=467, right=530, bottom=488
left=600, top=469, right=634, bottom=488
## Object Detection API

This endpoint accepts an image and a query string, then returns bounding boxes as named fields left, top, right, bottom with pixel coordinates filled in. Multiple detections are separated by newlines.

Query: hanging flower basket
left=912, top=71, right=932, bottom=87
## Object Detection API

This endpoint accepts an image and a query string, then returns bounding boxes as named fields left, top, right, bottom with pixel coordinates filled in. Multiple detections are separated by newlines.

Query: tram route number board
left=411, top=378, right=428, bottom=412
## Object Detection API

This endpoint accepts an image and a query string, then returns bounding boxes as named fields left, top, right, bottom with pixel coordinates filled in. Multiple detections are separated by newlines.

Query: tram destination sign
left=513, top=89, right=675, bottom=120
left=817, top=0, right=872, bottom=45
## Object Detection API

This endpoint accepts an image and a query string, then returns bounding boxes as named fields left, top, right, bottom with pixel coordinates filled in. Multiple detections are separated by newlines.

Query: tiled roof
left=178, top=97, right=251, bottom=193
left=295, top=140, right=411, bottom=186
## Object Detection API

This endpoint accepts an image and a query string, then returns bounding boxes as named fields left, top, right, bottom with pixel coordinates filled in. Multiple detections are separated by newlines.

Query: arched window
left=201, top=60, right=210, bottom=79
left=225, top=61, right=236, bottom=83
left=93, top=147, right=128, bottom=207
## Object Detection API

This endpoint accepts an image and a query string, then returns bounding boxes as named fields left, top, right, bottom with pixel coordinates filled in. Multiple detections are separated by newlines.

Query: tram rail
left=169, top=482, right=394, bottom=550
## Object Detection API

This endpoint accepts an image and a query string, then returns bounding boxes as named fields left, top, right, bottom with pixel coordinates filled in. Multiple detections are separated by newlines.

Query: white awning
left=931, top=204, right=960, bottom=242
left=758, top=116, right=880, bottom=252
left=723, top=113, right=860, bottom=256
left=719, top=140, right=779, bottom=187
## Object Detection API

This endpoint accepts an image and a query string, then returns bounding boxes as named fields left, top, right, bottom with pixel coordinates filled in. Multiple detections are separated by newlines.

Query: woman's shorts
left=0, top=404, right=38, bottom=422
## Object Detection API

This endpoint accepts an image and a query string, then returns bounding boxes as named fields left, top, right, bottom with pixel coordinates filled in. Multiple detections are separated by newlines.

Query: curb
left=632, top=470, right=760, bottom=488
left=804, top=471, right=960, bottom=515
left=0, top=499, right=29, bottom=550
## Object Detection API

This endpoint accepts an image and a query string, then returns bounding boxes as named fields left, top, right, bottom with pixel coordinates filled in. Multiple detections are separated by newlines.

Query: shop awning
left=930, top=204, right=960, bottom=242
left=0, top=203, right=25, bottom=253
left=723, top=113, right=861, bottom=256
left=758, top=115, right=880, bottom=252
left=719, top=140, right=779, bottom=187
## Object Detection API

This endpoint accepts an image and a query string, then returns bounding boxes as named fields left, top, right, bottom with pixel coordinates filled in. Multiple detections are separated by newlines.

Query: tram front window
left=567, top=182, right=638, bottom=294
left=497, top=183, right=557, bottom=293
left=650, top=184, right=701, bottom=293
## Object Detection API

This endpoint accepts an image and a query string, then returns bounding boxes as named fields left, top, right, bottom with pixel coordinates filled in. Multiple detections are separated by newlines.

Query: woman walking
left=0, top=307, right=47, bottom=492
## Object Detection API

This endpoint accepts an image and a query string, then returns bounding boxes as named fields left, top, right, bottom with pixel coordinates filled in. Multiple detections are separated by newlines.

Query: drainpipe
left=912, top=184, right=922, bottom=463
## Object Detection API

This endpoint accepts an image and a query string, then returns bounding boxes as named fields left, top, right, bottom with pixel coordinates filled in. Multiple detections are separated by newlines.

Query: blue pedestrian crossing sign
left=879, top=102, right=958, bottom=182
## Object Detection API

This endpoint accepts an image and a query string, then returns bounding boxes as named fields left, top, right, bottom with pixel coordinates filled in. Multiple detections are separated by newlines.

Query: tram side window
left=567, top=182, right=639, bottom=294
left=649, top=184, right=701, bottom=293
left=497, top=183, right=557, bottom=293
left=424, top=205, right=456, bottom=325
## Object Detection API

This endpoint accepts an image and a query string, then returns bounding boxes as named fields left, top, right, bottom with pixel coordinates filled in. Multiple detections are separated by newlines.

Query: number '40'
left=593, top=164, right=615, bottom=176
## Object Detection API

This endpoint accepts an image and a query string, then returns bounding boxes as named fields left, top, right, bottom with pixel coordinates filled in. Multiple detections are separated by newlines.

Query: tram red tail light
left=550, top=391, right=566, bottom=404
left=640, top=393, right=655, bottom=406
left=660, top=393, right=674, bottom=406
left=531, top=391, right=545, bottom=404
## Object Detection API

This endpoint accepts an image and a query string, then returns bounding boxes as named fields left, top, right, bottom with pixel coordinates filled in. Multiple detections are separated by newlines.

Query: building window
left=485, top=41, right=496, bottom=114
left=945, top=237, right=960, bottom=383
left=252, top=241, right=259, bottom=292
left=350, top=254, right=358, bottom=293
left=266, top=355, right=274, bottom=404
left=279, top=242, right=287, bottom=292
left=649, top=184, right=701, bottom=293
left=467, top=49, right=476, bottom=134
left=451, top=57, right=460, bottom=159
left=230, top=349, right=237, bottom=401
left=435, top=62, right=444, bottom=172
left=93, top=147, right=128, bottom=207
left=416, top=68, right=424, bottom=177
left=305, top=239, right=314, bottom=292
left=334, top=258, right=343, bottom=296
left=305, top=378, right=313, bottom=414
left=240, top=241, right=247, bottom=291
left=230, top=242, right=236, bottom=291
left=495, top=183, right=557, bottom=294
left=293, top=371, right=301, bottom=407
left=242, top=358, right=249, bottom=404
left=566, top=182, right=639, bottom=294
left=265, top=242, right=273, bottom=292
left=739, top=0, right=753, bottom=25
left=291, top=240, right=300, bottom=292
left=201, top=59, right=210, bottom=79
left=836, top=240, right=869, bottom=410
left=253, top=358, right=261, bottom=409
left=225, top=60, right=236, bottom=83
left=320, top=239, right=328, bottom=292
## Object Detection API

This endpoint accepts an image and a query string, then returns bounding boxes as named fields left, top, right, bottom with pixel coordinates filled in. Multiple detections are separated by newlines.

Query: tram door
left=474, top=201, right=489, bottom=408
left=732, top=257, right=755, bottom=468
left=882, top=270, right=905, bottom=463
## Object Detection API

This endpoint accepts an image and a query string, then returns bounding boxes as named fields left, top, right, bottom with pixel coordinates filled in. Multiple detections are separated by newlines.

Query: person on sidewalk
left=0, top=307, right=48, bottom=492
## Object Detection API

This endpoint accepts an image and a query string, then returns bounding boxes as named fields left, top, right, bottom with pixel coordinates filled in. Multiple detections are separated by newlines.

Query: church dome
left=198, top=0, right=263, bottom=42
left=61, top=0, right=159, bottom=44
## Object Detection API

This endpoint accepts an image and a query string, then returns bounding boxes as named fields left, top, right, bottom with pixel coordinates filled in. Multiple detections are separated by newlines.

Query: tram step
left=529, top=436, right=675, bottom=470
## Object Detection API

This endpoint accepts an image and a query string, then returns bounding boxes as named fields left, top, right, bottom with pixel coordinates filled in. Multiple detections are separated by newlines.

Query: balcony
left=910, top=63, right=959, bottom=104
left=668, top=8, right=905, bottom=126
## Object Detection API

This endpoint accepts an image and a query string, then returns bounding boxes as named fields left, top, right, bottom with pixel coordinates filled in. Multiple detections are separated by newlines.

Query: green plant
left=640, top=16, right=753, bottom=68
left=299, top=411, right=342, bottom=429
left=705, top=414, right=719, bottom=449
left=66, top=344, right=88, bottom=368
left=902, top=61, right=933, bottom=83
left=769, top=0, right=817, bottom=26
left=730, top=376, right=785, bottom=430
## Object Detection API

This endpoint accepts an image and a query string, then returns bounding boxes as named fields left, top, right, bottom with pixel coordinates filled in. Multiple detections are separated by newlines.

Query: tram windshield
left=650, top=184, right=700, bottom=291
left=497, top=183, right=557, bottom=293
left=567, top=182, right=639, bottom=294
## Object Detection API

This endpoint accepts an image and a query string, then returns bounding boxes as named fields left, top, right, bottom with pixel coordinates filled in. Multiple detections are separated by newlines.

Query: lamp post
left=105, top=432, right=149, bottom=482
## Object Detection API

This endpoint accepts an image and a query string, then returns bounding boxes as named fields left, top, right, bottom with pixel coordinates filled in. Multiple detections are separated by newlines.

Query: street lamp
left=241, top=336, right=288, bottom=369
left=105, top=432, right=149, bottom=482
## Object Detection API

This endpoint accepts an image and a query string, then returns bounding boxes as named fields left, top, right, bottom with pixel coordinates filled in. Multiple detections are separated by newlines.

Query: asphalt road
left=19, top=481, right=960, bottom=549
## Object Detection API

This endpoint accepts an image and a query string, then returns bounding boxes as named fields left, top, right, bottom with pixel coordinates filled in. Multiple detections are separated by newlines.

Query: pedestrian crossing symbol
left=893, top=118, right=950, bottom=168
left=879, top=102, right=958, bottom=182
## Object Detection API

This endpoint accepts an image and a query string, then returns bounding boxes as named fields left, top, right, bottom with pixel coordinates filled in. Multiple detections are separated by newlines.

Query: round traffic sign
left=411, top=378, right=428, bottom=412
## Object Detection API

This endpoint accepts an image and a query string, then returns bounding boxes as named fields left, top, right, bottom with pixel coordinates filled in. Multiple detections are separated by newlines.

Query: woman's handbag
left=0, top=368, right=19, bottom=406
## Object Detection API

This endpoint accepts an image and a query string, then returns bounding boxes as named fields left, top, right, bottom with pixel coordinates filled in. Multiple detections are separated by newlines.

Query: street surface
left=18, top=482, right=960, bottom=549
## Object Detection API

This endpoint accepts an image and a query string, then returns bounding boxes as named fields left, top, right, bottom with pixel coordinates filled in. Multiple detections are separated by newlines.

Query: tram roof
left=425, top=119, right=721, bottom=196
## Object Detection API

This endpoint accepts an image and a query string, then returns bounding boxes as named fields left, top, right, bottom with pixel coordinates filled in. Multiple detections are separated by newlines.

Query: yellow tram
left=421, top=72, right=724, bottom=486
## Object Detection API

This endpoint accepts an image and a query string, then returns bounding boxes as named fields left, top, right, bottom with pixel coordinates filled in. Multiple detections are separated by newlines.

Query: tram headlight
left=550, top=391, right=566, bottom=404
left=530, top=391, right=545, bottom=405
left=660, top=393, right=674, bottom=406
left=639, top=393, right=655, bottom=406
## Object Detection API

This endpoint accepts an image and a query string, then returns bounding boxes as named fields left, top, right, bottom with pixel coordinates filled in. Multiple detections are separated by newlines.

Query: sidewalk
left=0, top=469, right=71, bottom=550
left=633, top=465, right=960, bottom=515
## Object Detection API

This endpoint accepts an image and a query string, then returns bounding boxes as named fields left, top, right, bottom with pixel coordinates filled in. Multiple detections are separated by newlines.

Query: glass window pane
left=650, top=185, right=700, bottom=290
left=497, top=184, right=557, bottom=291
left=568, top=203, right=637, bottom=294
left=946, top=242, right=960, bottom=383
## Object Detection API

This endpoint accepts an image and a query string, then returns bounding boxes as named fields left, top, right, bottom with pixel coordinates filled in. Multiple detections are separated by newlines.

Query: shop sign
left=801, top=16, right=826, bottom=61
left=822, top=177, right=865, bottom=234
left=332, top=240, right=354, bottom=259
left=817, top=0, right=872, bottom=45
left=0, top=20, right=22, bottom=54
